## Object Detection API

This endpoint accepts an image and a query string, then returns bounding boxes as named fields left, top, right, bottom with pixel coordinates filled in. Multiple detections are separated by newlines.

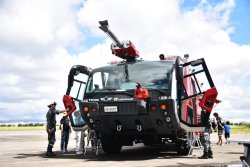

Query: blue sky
left=0, top=0, right=250, bottom=123
left=181, top=0, right=249, bottom=45
left=230, top=0, right=250, bottom=44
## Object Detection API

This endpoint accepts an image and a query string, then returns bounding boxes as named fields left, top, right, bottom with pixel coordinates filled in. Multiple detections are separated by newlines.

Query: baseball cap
left=47, top=102, right=57, bottom=108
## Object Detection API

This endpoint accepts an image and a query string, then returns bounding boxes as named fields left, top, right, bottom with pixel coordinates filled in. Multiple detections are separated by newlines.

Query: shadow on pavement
left=225, top=152, right=243, bottom=155
left=13, top=144, right=196, bottom=161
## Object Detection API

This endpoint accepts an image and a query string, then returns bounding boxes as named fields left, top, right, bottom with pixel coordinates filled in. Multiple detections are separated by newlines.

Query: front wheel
left=101, top=134, right=122, bottom=154
left=175, top=131, right=192, bottom=155
left=143, top=135, right=156, bottom=146
left=175, top=139, right=190, bottom=155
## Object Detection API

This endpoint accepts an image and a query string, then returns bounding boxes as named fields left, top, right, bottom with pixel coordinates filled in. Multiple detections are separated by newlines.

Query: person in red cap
left=46, top=102, right=69, bottom=156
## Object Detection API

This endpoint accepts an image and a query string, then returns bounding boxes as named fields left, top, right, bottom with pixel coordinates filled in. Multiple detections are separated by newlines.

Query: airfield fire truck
left=63, top=20, right=219, bottom=155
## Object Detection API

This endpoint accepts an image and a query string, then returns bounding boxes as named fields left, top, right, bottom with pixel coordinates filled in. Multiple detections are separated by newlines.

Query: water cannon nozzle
left=99, top=20, right=109, bottom=26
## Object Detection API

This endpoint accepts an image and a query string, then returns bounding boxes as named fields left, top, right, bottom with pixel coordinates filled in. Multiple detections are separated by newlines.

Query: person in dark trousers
left=46, top=102, right=69, bottom=156
left=211, top=118, right=217, bottom=132
left=60, top=112, right=71, bottom=153
left=224, top=121, right=231, bottom=144
left=213, top=112, right=224, bottom=145
left=199, top=110, right=213, bottom=159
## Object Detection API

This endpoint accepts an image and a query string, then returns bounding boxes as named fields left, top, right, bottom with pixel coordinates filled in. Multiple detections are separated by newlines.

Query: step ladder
left=84, top=129, right=102, bottom=155
left=188, top=132, right=203, bottom=155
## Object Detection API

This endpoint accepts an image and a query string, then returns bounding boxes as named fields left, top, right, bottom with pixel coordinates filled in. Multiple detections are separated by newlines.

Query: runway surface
left=0, top=130, right=248, bottom=167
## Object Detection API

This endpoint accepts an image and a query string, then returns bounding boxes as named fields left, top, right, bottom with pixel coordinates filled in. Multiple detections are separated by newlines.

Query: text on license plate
left=104, top=106, right=118, bottom=112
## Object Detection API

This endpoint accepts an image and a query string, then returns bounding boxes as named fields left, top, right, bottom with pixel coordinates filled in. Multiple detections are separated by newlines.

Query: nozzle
left=98, top=20, right=123, bottom=48
left=98, top=20, right=109, bottom=32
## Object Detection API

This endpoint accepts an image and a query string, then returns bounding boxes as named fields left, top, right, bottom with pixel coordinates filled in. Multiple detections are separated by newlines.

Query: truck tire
left=143, top=136, right=155, bottom=146
left=101, top=134, right=122, bottom=154
left=143, top=141, right=154, bottom=146
left=175, top=139, right=190, bottom=155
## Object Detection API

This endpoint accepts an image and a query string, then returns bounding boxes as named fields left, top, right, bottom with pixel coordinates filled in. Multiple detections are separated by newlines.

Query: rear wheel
left=101, top=134, right=122, bottom=154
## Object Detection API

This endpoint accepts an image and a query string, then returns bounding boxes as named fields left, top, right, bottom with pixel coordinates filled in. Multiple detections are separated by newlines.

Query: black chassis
left=79, top=97, right=180, bottom=145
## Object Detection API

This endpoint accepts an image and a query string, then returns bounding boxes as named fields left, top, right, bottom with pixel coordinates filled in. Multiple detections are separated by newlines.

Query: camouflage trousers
left=200, top=131, right=212, bottom=153
left=47, top=129, right=56, bottom=148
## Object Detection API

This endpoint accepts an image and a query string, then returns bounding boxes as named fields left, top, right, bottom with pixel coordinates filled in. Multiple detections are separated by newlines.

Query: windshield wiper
left=115, top=91, right=134, bottom=97
left=104, top=88, right=117, bottom=91
left=148, top=88, right=168, bottom=95
left=85, top=89, right=98, bottom=98
left=104, top=88, right=134, bottom=97
left=86, top=88, right=134, bottom=98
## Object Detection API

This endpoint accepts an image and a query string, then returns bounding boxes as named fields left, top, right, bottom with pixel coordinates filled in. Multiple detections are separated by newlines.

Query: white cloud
left=0, top=0, right=82, bottom=56
left=0, top=0, right=249, bottom=122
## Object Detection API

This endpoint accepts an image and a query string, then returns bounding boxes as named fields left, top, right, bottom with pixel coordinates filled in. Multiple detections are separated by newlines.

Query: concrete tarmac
left=0, top=130, right=248, bottom=167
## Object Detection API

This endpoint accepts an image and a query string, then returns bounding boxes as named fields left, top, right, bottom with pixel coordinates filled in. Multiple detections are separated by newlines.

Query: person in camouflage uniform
left=46, top=102, right=69, bottom=156
left=199, top=110, right=213, bottom=159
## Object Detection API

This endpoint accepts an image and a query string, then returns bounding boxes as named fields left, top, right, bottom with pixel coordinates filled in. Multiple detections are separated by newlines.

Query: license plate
left=104, top=106, right=118, bottom=112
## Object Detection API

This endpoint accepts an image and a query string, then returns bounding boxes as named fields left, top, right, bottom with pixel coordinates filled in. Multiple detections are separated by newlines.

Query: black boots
left=198, top=151, right=213, bottom=159
left=208, top=150, right=213, bottom=158
left=198, top=152, right=208, bottom=159
left=46, top=146, right=56, bottom=156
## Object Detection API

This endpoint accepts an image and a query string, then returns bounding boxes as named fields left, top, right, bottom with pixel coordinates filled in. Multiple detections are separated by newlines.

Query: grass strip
left=0, top=126, right=58, bottom=131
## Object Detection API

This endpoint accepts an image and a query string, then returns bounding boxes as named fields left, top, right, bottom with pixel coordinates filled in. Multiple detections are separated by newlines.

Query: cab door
left=63, top=65, right=92, bottom=128
left=176, top=58, right=218, bottom=132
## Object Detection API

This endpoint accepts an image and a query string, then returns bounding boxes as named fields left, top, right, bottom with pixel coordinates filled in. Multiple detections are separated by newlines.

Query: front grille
left=99, top=101, right=137, bottom=115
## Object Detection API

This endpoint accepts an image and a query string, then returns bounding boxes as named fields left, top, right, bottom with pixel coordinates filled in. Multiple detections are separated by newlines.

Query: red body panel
left=182, top=68, right=189, bottom=123
left=112, top=43, right=140, bottom=59
left=182, top=67, right=202, bottom=125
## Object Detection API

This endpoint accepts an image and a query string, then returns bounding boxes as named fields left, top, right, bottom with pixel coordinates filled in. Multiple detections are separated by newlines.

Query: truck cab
left=63, top=21, right=219, bottom=155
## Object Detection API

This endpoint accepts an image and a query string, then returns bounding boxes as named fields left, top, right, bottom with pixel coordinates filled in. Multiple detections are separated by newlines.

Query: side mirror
left=63, top=95, right=76, bottom=116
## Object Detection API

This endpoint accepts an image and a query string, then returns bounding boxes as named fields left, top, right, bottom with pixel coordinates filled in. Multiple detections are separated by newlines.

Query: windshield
left=85, top=61, right=173, bottom=93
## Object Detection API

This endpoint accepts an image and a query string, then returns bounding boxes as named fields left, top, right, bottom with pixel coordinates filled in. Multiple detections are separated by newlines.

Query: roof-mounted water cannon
left=159, top=54, right=177, bottom=61
left=159, top=54, right=190, bottom=63
left=99, top=20, right=140, bottom=62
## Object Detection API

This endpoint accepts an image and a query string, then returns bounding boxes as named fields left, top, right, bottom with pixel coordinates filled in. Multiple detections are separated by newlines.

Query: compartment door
left=62, top=65, right=92, bottom=128
left=177, top=58, right=218, bottom=132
